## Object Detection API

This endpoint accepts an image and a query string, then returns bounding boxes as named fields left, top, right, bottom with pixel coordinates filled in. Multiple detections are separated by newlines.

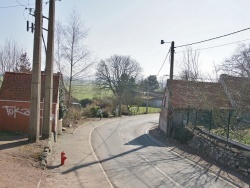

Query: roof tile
left=0, top=72, right=60, bottom=103
left=170, top=80, right=232, bottom=110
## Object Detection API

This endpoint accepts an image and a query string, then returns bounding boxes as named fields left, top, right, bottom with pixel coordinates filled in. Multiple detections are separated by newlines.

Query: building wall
left=148, top=99, right=162, bottom=108
left=173, top=111, right=184, bottom=127
left=0, top=100, right=58, bottom=133
left=159, top=107, right=168, bottom=133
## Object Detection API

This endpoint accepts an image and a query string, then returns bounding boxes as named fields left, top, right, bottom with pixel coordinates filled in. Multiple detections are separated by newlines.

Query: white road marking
left=120, top=124, right=183, bottom=188
left=89, top=119, right=120, bottom=188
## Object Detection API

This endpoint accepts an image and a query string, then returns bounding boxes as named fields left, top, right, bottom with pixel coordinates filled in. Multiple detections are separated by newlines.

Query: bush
left=63, top=106, right=82, bottom=126
left=102, top=109, right=111, bottom=118
left=80, top=98, right=92, bottom=107
left=173, top=126, right=193, bottom=144
left=82, top=107, right=92, bottom=118
left=90, top=106, right=100, bottom=117
left=121, top=105, right=131, bottom=115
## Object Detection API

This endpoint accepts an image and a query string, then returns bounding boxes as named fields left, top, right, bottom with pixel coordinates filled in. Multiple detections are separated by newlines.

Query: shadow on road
left=148, top=126, right=250, bottom=187
left=61, top=145, right=145, bottom=174
left=53, top=120, right=250, bottom=187
left=61, top=125, right=166, bottom=175
left=125, top=134, right=164, bottom=147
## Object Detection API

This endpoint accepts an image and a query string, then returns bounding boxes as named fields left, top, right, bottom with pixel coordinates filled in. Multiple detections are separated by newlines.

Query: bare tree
left=56, top=9, right=94, bottom=107
left=55, top=21, right=64, bottom=73
left=14, top=52, right=31, bottom=73
left=177, top=47, right=202, bottom=81
left=96, top=55, right=142, bottom=116
left=220, top=43, right=250, bottom=77
left=0, top=38, right=24, bottom=75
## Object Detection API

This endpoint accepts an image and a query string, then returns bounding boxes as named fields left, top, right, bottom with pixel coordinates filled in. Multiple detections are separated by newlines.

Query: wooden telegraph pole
left=29, top=0, right=43, bottom=142
left=166, top=41, right=175, bottom=137
left=43, top=0, right=55, bottom=139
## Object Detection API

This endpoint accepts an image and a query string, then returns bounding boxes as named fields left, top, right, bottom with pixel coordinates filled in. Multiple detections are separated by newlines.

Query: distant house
left=0, top=72, right=62, bottom=133
left=143, top=91, right=164, bottom=108
left=159, top=79, right=232, bottom=133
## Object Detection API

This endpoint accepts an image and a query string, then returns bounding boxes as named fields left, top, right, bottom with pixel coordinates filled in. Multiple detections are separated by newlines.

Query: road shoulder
left=45, top=119, right=116, bottom=188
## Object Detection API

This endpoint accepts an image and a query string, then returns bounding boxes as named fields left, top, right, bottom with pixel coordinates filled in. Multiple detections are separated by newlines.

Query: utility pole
left=43, top=0, right=55, bottom=139
left=166, top=41, right=175, bottom=137
left=29, top=0, right=43, bottom=142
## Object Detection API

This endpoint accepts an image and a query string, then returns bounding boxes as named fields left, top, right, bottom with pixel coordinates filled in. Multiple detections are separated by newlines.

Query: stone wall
left=188, top=128, right=250, bottom=177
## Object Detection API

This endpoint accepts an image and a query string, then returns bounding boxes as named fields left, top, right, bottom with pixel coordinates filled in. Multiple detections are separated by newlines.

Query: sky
left=1, top=0, right=250, bottom=80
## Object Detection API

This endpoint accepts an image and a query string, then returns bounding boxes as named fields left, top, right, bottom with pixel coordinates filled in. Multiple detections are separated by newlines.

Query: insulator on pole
left=27, top=21, right=29, bottom=32
left=31, top=23, right=34, bottom=33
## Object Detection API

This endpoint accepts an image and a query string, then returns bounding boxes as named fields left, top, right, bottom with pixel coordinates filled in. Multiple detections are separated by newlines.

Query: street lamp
left=160, top=40, right=171, bottom=44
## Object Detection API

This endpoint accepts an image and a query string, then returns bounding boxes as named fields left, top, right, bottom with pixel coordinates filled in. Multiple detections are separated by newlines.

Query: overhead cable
left=0, top=4, right=24, bottom=8
left=156, top=47, right=171, bottom=76
left=176, top=38, right=250, bottom=53
left=175, top=27, right=250, bottom=48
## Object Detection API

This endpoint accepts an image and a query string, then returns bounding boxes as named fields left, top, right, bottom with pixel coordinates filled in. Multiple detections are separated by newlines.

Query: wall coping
left=199, top=128, right=250, bottom=151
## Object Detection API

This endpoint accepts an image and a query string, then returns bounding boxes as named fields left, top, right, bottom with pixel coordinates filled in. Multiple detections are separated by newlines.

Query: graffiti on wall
left=2, top=105, right=55, bottom=120
left=2, top=106, right=30, bottom=118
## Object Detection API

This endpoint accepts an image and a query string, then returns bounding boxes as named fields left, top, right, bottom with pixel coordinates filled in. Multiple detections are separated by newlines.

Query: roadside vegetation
left=62, top=77, right=162, bottom=127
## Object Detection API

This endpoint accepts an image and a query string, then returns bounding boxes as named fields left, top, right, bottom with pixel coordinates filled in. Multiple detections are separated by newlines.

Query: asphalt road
left=91, top=114, right=237, bottom=188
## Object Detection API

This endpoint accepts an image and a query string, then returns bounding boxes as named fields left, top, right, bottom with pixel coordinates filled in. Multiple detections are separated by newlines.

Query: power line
left=175, top=27, right=250, bottom=48
left=0, top=2, right=48, bottom=9
left=16, top=0, right=26, bottom=7
left=156, top=47, right=170, bottom=76
left=176, top=38, right=250, bottom=54
left=0, top=4, right=27, bottom=8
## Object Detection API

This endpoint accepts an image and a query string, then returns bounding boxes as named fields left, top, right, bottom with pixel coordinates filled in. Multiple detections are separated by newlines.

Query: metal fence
left=181, top=109, right=250, bottom=146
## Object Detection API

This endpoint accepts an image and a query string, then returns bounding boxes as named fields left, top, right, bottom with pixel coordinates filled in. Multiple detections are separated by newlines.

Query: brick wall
left=0, top=100, right=58, bottom=133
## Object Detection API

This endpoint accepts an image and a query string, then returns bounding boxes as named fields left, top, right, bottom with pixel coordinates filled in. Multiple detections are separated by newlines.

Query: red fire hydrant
left=61, top=151, right=67, bottom=165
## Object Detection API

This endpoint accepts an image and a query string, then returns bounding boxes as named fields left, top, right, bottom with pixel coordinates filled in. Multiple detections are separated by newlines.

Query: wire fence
left=179, top=109, right=250, bottom=145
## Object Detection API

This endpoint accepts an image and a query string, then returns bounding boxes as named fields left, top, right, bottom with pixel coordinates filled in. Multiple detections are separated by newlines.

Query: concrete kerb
left=39, top=119, right=114, bottom=169
left=88, top=119, right=120, bottom=188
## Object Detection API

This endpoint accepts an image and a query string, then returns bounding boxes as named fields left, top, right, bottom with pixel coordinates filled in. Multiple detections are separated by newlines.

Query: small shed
left=0, top=72, right=61, bottom=134
left=159, top=79, right=232, bottom=132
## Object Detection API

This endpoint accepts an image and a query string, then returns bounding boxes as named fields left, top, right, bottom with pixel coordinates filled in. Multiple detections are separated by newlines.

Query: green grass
left=209, top=127, right=250, bottom=146
left=71, top=83, right=112, bottom=100
left=71, top=84, right=96, bottom=100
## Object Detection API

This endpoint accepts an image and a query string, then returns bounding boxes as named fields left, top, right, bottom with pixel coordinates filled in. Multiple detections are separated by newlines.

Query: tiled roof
left=170, top=80, right=232, bottom=110
left=0, top=72, right=60, bottom=103
left=219, top=75, right=250, bottom=108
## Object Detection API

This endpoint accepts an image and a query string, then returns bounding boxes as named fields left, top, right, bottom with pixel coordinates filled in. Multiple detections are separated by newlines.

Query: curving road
left=90, top=114, right=236, bottom=188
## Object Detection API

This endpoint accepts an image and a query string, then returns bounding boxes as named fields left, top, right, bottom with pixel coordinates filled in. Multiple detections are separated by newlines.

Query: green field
left=72, top=83, right=98, bottom=100
left=70, top=83, right=161, bottom=114
left=129, top=106, right=161, bottom=114
left=71, top=84, right=95, bottom=100
left=71, top=83, right=113, bottom=100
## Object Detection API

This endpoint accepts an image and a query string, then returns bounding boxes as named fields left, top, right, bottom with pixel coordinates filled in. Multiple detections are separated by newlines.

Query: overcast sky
left=1, top=0, right=250, bottom=79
